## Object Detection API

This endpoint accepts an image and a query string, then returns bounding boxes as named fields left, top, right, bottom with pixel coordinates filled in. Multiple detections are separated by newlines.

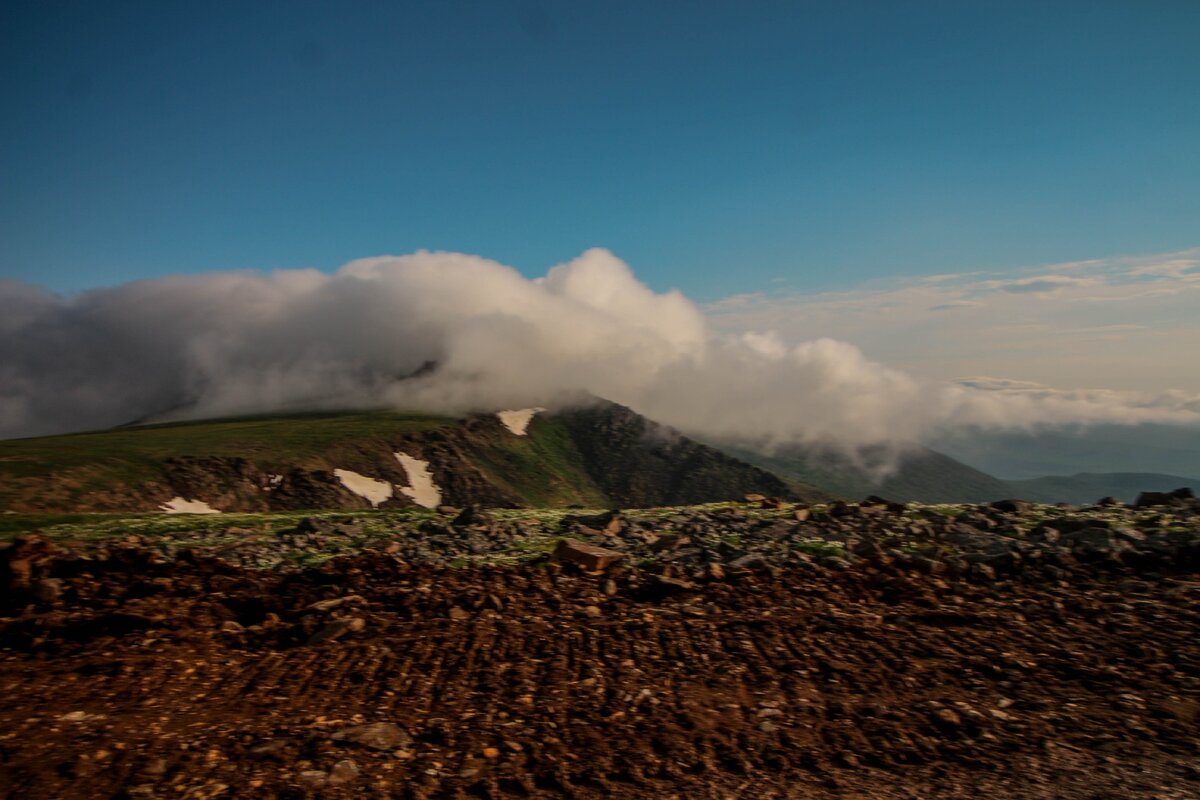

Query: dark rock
left=452, top=506, right=494, bottom=527
left=330, top=722, right=411, bottom=751
left=307, top=617, right=365, bottom=645
left=1135, top=489, right=1193, bottom=508
left=990, top=499, right=1033, bottom=514
left=328, top=759, right=361, bottom=785
left=552, top=540, right=623, bottom=572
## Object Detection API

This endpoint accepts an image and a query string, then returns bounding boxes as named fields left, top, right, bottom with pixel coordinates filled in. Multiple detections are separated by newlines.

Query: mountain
left=0, top=401, right=818, bottom=513
left=1006, top=472, right=1200, bottom=505
left=926, top=424, right=1200, bottom=480
left=714, top=440, right=1013, bottom=504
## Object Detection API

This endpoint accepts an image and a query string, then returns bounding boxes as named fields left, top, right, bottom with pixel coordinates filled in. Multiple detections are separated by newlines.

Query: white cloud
left=2, top=247, right=1198, bottom=454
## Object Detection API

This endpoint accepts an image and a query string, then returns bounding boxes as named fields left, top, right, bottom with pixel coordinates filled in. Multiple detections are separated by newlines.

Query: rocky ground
left=1, top=490, right=1198, bottom=798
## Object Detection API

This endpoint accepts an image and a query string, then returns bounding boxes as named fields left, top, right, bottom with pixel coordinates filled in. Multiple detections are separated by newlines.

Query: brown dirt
left=0, top=543, right=1197, bottom=799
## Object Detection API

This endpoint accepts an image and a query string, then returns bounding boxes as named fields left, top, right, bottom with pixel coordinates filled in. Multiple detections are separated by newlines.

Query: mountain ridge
left=0, top=401, right=823, bottom=513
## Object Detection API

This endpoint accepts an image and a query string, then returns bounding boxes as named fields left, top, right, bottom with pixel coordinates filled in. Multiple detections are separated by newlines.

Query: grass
left=790, top=541, right=849, bottom=558
left=468, top=416, right=611, bottom=508
left=0, top=410, right=458, bottom=511
left=0, top=507, right=441, bottom=544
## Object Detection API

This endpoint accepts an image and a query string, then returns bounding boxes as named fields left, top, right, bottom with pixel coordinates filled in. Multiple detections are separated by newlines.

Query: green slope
left=714, top=441, right=1012, bottom=503
left=0, top=404, right=801, bottom=512
left=0, top=411, right=459, bottom=511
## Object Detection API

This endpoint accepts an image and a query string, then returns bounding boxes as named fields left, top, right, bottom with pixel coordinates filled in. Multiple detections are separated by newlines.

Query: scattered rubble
left=0, top=492, right=1197, bottom=798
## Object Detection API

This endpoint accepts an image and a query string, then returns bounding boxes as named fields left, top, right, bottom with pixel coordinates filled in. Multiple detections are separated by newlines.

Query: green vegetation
left=0, top=411, right=457, bottom=511
left=789, top=540, right=848, bottom=558
left=470, top=416, right=611, bottom=507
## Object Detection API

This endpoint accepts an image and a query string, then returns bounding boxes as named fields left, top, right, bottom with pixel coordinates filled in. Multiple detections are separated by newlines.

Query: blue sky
left=2, top=0, right=1198, bottom=298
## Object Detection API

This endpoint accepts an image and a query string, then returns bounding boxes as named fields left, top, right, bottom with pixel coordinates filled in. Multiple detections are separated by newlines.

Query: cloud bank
left=3, top=249, right=1199, bottom=447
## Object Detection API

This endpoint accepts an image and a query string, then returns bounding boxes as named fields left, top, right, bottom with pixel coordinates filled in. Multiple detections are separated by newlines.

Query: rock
left=760, top=496, right=783, bottom=510
left=328, top=759, right=361, bottom=785
left=582, top=605, right=602, bottom=618
left=307, top=617, right=365, bottom=645
left=436, top=505, right=458, bottom=515
left=793, top=508, right=811, bottom=522
left=452, top=506, right=494, bottom=527
left=1135, top=489, right=1193, bottom=508
left=331, top=722, right=412, bottom=751
left=653, top=575, right=699, bottom=593
left=298, top=770, right=328, bottom=789
left=220, top=620, right=245, bottom=633
left=33, top=577, right=63, bottom=603
left=306, top=595, right=365, bottom=613
left=933, top=708, right=962, bottom=728
left=990, top=499, right=1033, bottom=514
left=1097, top=496, right=1121, bottom=507
left=249, top=740, right=291, bottom=761
left=551, top=540, right=623, bottom=572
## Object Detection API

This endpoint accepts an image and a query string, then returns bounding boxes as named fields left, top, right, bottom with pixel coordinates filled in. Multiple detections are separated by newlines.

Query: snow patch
left=160, top=497, right=220, bottom=514
left=394, top=453, right=442, bottom=508
left=333, top=468, right=394, bottom=507
left=497, top=407, right=545, bottom=436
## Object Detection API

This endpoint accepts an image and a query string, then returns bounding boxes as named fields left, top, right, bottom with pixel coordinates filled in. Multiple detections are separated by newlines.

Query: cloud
left=928, top=300, right=982, bottom=311
left=2, top=249, right=1199, bottom=452
left=987, top=275, right=1097, bottom=295
left=706, top=247, right=1200, bottom=396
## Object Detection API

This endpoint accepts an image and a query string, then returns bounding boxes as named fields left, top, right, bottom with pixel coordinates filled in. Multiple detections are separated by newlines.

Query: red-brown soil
left=1, top=544, right=1197, bottom=799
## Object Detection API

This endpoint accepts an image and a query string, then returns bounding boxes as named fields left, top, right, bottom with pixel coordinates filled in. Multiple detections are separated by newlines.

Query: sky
left=1, top=1, right=1199, bottom=444
left=2, top=0, right=1198, bottom=299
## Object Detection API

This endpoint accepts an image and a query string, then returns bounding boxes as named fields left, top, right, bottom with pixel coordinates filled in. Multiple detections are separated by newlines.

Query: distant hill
left=926, top=423, right=1200, bottom=480
left=711, top=441, right=1012, bottom=504
left=1006, top=472, right=1200, bottom=505
left=0, top=401, right=816, bottom=513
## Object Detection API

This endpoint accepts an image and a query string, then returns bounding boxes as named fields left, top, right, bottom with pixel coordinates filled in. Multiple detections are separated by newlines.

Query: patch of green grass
left=468, top=417, right=611, bottom=508
left=790, top=541, right=848, bottom=558
left=0, top=507, right=440, bottom=544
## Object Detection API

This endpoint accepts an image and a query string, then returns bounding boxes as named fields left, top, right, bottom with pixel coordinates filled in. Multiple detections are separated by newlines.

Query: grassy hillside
left=0, top=411, right=458, bottom=511
left=716, top=441, right=1012, bottom=503
left=0, top=405, right=802, bottom=512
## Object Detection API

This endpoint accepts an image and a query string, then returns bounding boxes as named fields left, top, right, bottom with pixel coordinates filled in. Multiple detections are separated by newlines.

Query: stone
left=298, top=770, right=328, bottom=789
left=551, top=540, right=623, bottom=572
left=307, top=617, right=365, bottom=645
left=328, top=759, right=361, bottom=785
left=990, top=499, right=1033, bottom=514
left=306, top=595, right=364, bottom=613
left=32, top=578, right=63, bottom=603
left=452, top=506, right=494, bottom=527
left=331, top=722, right=412, bottom=751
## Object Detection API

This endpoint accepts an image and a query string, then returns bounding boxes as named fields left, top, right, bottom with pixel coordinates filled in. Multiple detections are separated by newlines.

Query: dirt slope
left=0, top=538, right=1196, bottom=799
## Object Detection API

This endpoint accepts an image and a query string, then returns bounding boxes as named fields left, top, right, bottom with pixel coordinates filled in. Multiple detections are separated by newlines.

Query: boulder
left=551, top=540, right=624, bottom=572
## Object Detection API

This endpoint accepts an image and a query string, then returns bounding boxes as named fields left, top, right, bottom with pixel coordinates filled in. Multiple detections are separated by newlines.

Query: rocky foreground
left=1, top=491, right=1198, bottom=799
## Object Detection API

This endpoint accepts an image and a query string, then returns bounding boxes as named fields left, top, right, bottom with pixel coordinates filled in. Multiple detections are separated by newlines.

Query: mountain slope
left=714, top=440, right=1014, bottom=504
left=1007, top=472, right=1200, bottom=505
left=0, top=402, right=812, bottom=513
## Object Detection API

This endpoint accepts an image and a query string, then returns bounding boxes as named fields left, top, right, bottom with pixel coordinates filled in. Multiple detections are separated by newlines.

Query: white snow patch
left=394, top=452, right=442, bottom=508
left=160, top=496, right=221, bottom=514
left=497, top=407, right=545, bottom=436
left=333, top=468, right=394, bottom=507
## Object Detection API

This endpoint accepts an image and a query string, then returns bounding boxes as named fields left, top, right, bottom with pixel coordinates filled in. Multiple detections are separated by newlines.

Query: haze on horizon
left=2, top=2, right=1198, bottom=451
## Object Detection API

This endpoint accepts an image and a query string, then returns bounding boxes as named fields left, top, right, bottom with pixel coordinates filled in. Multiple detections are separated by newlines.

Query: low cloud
left=988, top=275, right=1097, bottom=295
left=3, top=249, right=1199, bottom=450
